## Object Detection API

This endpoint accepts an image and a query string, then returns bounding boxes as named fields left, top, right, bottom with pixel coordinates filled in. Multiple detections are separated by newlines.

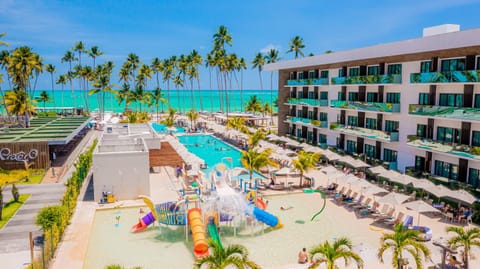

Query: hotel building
left=265, top=25, right=480, bottom=189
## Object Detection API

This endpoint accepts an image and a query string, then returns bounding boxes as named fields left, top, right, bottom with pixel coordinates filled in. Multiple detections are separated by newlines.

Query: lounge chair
left=352, top=198, right=372, bottom=210
left=371, top=204, right=389, bottom=218
left=373, top=207, right=396, bottom=222
left=346, top=195, right=364, bottom=208
left=384, top=212, right=405, bottom=227
left=335, top=189, right=352, bottom=204
left=271, top=182, right=285, bottom=190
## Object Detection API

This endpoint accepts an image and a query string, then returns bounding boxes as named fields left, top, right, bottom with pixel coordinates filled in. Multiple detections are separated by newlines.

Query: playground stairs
left=149, top=141, right=184, bottom=168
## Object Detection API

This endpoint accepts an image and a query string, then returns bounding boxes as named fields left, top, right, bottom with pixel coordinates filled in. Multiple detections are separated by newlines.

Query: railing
left=331, top=74, right=402, bottom=85
left=408, top=104, right=480, bottom=122
left=286, top=98, right=329, bottom=106
left=410, top=70, right=480, bottom=83
left=331, top=100, right=400, bottom=113
left=285, top=116, right=328, bottom=128
left=330, top=123, right=399, bottom=142
left=286, top=78, right=329, bottom=86
left=406, top=135, right=480, bottom=161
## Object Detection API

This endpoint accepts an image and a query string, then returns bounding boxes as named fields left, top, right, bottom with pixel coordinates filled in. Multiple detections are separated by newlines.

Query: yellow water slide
left=187, top=208, right=209, bottom=258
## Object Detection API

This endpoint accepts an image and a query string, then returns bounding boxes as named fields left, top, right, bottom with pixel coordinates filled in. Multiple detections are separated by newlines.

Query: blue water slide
left=252, top=207, right=279, bottom=227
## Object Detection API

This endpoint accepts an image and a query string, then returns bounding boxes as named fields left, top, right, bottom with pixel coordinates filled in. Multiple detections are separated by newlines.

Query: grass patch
left=0, top=194, right=31, bottom=229
left=0, top=169, right=45, bottom=185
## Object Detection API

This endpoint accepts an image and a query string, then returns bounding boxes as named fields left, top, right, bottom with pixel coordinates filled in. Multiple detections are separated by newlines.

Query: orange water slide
left=187, top=208, right=209, bottom=258
left=256, top=198, right=267, bottom=210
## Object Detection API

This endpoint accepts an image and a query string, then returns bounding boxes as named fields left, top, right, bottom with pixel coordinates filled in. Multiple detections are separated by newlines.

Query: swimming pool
left=177, top=135, right=263, bottom=179
left=151, top=123, right=185, bottom=133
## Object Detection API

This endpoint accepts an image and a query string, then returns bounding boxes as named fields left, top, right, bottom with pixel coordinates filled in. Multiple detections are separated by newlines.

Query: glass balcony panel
left=408, top=104, right=480, bottom=122
left=406, top=135, right=480, bottom=161
left=286, top=78, right=329, bottom=86
left=331, top=100, right=400, bottom=113
left=329, top=124, right=399, bottom=142
left=331, top=74, right=401, bottom=85
left=410, top=70, right=480, bottom=83
left=285, top=116, right=328, bottom=128
left=286, top=98, right=329, bottom=107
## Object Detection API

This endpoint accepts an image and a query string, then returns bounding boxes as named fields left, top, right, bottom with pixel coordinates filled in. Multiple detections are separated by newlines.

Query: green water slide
left=207, top=219, right=223, bottom=250
left=303, top=189, right=327, bottom=221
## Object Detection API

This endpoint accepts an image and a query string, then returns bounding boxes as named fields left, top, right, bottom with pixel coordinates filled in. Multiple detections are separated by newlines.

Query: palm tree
left=116, top=83, right=133, bottom=112
left=87, top=45, right=103, bottom=68
left=205, top=52, right=215, bottom=112
left=4, top=89, right=35, bottom=122
left=56, top=74, right=68, bottom=108
left=292, top=150, right=321, bottom=187
left=0, top=50, right=10, bottom=116
left=0, top=32, right=8, bottom=46
left=309, top=237, right=363, bottom=269
left=152, top=87, right=166, bottom=119
left=378, top=223, right=431, bottom=269
left=238, top=57, right=247, bottom=112
left=240, top=148, right=278, bottom=180
left=287, top=36, right=306, bottom=59
left=265, top=49, right=280, bottom=124
left=162, top=58, right=175, bottom=108
left=446, top=226, right=480, bottom=269
left=173, top=74, right=183, bottom=113
left=245, top=95, right=262, bottom=115
left=189, top=50, right=203, bottom=111
left=150, top=57, right=163, bottom=90
left=194, top=239, right=260, bottom=269
left=212, top=25, right=233, bottom=116
left=44, top=64, right=56, bottom=107
left=126, top=53, right=140, bottom=88
left=73, top=41, right=85, bottom=67
left=247, top=129, right=266, bottom=147
left=185, top=109, right=198, bottom=129
left=89, top=64, right=116, bottom=120
left=138, top=64, right=153, bottom=89
left=251, top=53, right=266, bottom=92
left=226, top=117, right=247, bottom=132
left=213, top=25, right=233, bottom=49
left=61, top=51, right=78, bottom=108
left=36, top=91, right=51, bottom=109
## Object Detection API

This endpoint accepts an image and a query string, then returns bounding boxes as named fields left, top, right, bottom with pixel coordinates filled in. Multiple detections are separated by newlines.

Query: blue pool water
left=151, top=123, right=185, bottom=133
left=177, top=135, right=263, bottom=179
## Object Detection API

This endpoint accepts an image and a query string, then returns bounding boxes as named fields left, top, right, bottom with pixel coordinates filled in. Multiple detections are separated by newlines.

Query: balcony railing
left=329, top=123, right=399, bottom=142
left=406, top=135, right=480, bottom=161
left=331, top=74, right=402, bottom=85
left=285, top=116, right=328, bottom=128
left=286, top=98, right=329, bottom=106
left=331, top=100, right=400, bottom=113
left=410, top=70, right=480, bottom=83
left=408, top=104, right=480, bottom=122
left=286, top=78, right=329, bottom=86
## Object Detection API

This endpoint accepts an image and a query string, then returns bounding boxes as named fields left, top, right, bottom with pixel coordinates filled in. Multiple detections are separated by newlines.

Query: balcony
left=410, top=70, right=480, bottom=84
left=330, top=123, right=399, bottom=142
left=286, top=98, right=329, bottom=107
left=285, top=116, right=328, bottom=128
left=408, top=104, right=480, bottom=122
left=406, top=135, right=480, bottom=161
left=331, top=100, right=400, bottom=113
left=286, top=78, right=329, bottom=86
left=331, top=74, right=402, bottom=85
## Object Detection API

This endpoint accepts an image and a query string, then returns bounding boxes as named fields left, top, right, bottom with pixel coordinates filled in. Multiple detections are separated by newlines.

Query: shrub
left=11, top=184, right=19, bottom=202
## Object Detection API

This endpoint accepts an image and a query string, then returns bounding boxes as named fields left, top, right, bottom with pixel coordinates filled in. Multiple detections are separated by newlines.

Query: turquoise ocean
left=31, top=89, right=277, bottom=114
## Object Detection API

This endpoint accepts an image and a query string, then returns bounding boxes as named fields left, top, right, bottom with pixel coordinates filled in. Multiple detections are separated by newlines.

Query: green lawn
left=0, top=194, right=31, bottom=229
left=0, top=169, right=45, bottom=185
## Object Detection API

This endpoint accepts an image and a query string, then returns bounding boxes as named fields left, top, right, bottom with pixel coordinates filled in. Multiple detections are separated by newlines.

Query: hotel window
left=367, top=65, right=379, bottom=75
left=384, top=120, right=399, bottom=132
left=365, top=118, right=377, bottom=130
left=418, top=93, right=430, bottom=105
left=320, top=70, right=329, bottom=78
left=297, top=91, right=303, bottom=98
left=386, top=93, right=400, bottom=104
left=296, top=128, right=302, bottom=138
left=307, top=131, right=313, bottom=141
left=318, top=134, right=327, bottom=144
left=468, top=168, right=480, bottom=188
left=477, top=57, right=480, bottom=70
left=308, top=71, right=315, bottom=79
left=387, top=64, right=402, bottom=75
left=420, top=61, right=432, bottom=73
left=297, top=110, right=303, bottom=117
left=338, top=92, right=344, bottom=100
left=472, top=131, right=480, bottom=146
left=298, top=72, right=305, bottom=79
left=437, top=127, right=460, bottom=143
left=439, top=93, right=463, bottom=107
left=383, top=149, right=398, bottom=162
left=365, top=144, right=376, bottom=158
left=308, top=91, right=314, bottom=99
left=347, top=116, right=358, bottom=127
left=290, top=72, right=296, bottom=80
left=338, top=68, right=344, bottom=77
left=348, top=92, right=359, bottom=101
left=441, top=58, right=466, bottom=72
left=319, top=112, right=328, bottom=121
left=349, top=67, right=360, bottom=76
left=435, top=160, right=458, bottom=180
left=320, top=91, right=328, bottom=100
left=415, top=156, right=425, bottom=171
left=475, top=94, right=480, bottom=108
left=289, top=127, right=293, bottom=135
left=367, top=92, right=377, bottom=102
left=308, top=111, right=314, bottom=119
left=346, top=140, right=357, bottom=154
left=417, top=124, right=427, bottom=138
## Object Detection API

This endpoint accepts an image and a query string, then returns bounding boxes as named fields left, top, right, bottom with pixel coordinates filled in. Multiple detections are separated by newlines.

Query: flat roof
left=0, top=116, right=90, bottom=145
left=265, top=27, right=480, bottom=71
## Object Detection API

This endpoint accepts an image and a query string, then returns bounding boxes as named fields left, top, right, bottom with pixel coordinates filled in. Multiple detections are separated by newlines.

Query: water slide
left=256, top=197, right=267, bottom=210
left=304, top=189, right=327, bottom=221
left=188, top=208, right=209, bottom=258
left=131, top=196, right=158, bottom=233
left=207, top=217, right=223, bottom=250
left=252, top=207, right=282, bottom=228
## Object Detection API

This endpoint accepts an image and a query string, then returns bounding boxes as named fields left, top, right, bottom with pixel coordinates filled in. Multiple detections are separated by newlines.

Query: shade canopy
left=403, top=200, right=439, bottom=213
left=445, top=189, right=478, bottom=205
left=378, top=192, right=410, bottom=206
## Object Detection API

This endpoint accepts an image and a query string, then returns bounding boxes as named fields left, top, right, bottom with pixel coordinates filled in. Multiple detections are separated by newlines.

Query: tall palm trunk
left=197, top=78, right=203, bottom=111
left=177, top=87, right=181, bottom=113
left=208, top=68, right=214, bottom=112
left=190, top=79, right=195, bottom=111
left=270, top=72, right=274, bottom=125
left=240, top=70, right=244, bottom=112
left=216, top=70, right=223, bottom=112
left=167, top=80, right=171, bottom=108
left=50, top=73, right=55, bottom=108
left=224, top=72, right=229, bottom=118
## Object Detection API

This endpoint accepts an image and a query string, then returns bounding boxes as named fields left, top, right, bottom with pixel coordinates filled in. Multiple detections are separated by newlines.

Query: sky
left=1, top=0, right=480, bottom=91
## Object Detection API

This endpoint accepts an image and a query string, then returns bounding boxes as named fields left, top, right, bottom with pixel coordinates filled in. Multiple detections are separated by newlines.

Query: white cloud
left=260, top=44, right=281, bottom=54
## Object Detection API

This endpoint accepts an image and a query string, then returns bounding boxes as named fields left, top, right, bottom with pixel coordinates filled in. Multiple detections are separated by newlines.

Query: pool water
left=151, top=123, right=185, bottom=133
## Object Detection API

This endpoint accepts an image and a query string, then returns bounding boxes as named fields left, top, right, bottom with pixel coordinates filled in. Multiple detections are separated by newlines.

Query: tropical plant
left=194, top=239, right=260, bottom=269
left=61, top=50, right=78, bottom=108
left=4, top=88, right=36, bottom=122
left=226, top=117, right=247, bottom=133
left=0, top=32, right=9, bottom=46
left=446, top=226, right=480, bottom=269
left=292, top=150, right=320, bottom=187
left=45, top=64, right=56, bottom=107
left=152, top=87, right=166, bottom=117
left=88, top=45, right=103, bottom=68
left=378, top=223, right=431, bottom=269
left=245, top=95, right=262, bottom=115
left=251, top=53, right=265, bottom=91
left=265, top=48, right=280, bottom=124
left=185, top=109, right=198, bottom=129
left=287, top=36, right=305, bottom=59
left=309, top=237, right=363, bottom=269
left=89, top=63, right=117, bottom=119
left=240, top=148, right=278, bottom=180
left=36, top=91, right=51, bottom=109
left=56, top=74, right=68, bottom=108
left=247, top=129, right=266, bottom=147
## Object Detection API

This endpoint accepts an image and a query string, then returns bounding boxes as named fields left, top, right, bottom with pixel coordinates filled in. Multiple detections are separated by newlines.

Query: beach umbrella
left=368, top=165, right=388, bottom=175
left=388, top=174, right=413, bottom=186
left=378, top=192, right=410, bottom=206
left=444, top=189, right=478, bottom=206
left=425, top=184, right=452, bottom=199
left=321, top=165, right=338, bottom=175
left=403, top=200, right=439, bottom=225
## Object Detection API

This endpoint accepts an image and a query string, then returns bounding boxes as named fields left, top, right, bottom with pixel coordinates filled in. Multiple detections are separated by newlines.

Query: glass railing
left=408, top=104, right=480, bottom=122
left=406, top=135, right=480, bottom=161
left=331, top=74, right=402, bottom=85
left=286, top=98, right=329, bottom=106
left=285, top=116, right=328, bottom=128
left=410, top=70, right=480, bottom=83
left=329, top=123, right=399, bottom=142
left=331, top=100, right=400, bottom=113
left=286, top=78, right=329, bottom=86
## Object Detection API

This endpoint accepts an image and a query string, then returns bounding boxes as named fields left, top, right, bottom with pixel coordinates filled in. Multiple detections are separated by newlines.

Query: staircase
left=149, top=141, right=184, bottom=168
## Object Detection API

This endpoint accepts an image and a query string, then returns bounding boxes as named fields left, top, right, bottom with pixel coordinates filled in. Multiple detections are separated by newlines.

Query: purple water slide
left=142, top=212, right=156, bottom=226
